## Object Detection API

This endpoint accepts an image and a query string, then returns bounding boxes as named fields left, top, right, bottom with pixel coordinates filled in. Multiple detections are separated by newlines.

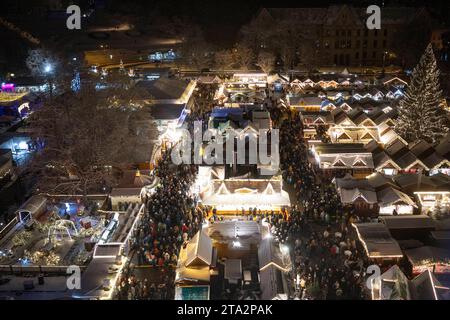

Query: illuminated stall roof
left=313, top=143, right=374, bottom=169
left=341, top=188, right=377, bottom=204
left=258, top=238, right=289, bottom=272
left=410, top=269, right=449, bottom=300
left=409, top=139, right=450, bottom=169
left=352, top=222, right=403, bottom=259
left=288, top=96, right=322, bottom=108
left=197, top=75, right=222, bottom=84
left=15, top=194, right=47, bottom=221
left=382, top=76, right=408, bottom=87
left=201, top=179, right=290, bottom=210
left=329, top=127, right=380, bottom=143
left=267, top=74, right=289, bottom=84
left=301, top=111, right=334, bottom=126
left=376, top=265, right=411, bottom=300
left=366, top=172, right=399, bottom=190
left=334, top=173, right=417, bottom=210
left=185, top=230, right=213, bottom=267
left=259, top=264, right=287, bottom=300
left=207, top=221, right=261, bottom=244
left=405, top=246, right=450, bottom=268
left=0, top=92, right=28, bottom=104
left=110, top=188, right=142, bottom=198
left=377, top=188, right=417, bottom=207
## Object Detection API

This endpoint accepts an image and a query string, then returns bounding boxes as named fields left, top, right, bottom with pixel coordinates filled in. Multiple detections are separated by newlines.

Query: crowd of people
left=115, top=93, right=370, bottom=300
left=270, top=110, right=369, bottom=299
left=116, top=270, right=173, bottom=300
left=291, top=225, right=370, bottom=300
left=116, top=151, right=204, bottom=300
left=279, top=112, right=344, bottom=222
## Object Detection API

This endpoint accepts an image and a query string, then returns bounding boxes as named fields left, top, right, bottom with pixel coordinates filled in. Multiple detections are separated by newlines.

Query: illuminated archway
left=48, top=220, right=78, bottom=242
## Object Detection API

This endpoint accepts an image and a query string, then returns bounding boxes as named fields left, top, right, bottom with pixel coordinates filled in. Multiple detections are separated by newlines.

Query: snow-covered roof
left=352, top=222, right=403, bottom=258
left=259, top=264, right=286, bottom=300
left=289, top=96, right=322, bottom=107
left=314, top=143, right=375, bottom=169
left=378, top=265, right=411, bottom=300
left=197, top=75, right=222, bottom=84
left=411, top=269, right=448, bottom=300
left=185, top=230, right=213, bottom=267
left=329, top=127, right=380, bottom=142
left=405, top=246, right=450, bottom=268
left=340, top=188, right=378, bottom=204
left=377, top=187, right=417, bottom=207
left=258, top=238, right=289, bottom=271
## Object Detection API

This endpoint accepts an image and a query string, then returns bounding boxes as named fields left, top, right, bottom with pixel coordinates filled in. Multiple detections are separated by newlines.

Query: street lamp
left=44, top=63, right=53, bottom=74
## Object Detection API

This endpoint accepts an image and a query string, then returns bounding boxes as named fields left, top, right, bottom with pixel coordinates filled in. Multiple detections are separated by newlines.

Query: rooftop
left=352, top=222, right=403, bottom=259
left=381, top=215, right=436, bottom=230
left=135, top=78, right=193, bottom=101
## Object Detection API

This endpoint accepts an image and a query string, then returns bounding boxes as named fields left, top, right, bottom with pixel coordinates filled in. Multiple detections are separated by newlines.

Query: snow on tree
left=26, top=80, right=155, bottom=199
left=26, top=48, right=57, bottom=77
left=395, top=43, right=449, bottom=144
left=256, top=51, right=276, bottom=74
left=71, top=72, right=81, bottom=92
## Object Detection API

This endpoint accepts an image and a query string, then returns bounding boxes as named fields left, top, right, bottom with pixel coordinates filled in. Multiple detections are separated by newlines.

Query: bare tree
left=179, top=24, right=212, bottom=70
left=26, top=48, right=59, bottom=77
left=25, top=82, right=154, bottom=200
left=26, top=48, right=82, bottom=96
left=214, top=49, right=235, bottom=74
left=256, top=51, right=276, bottom=74
left=154, top=16, right=212, bottom=70
left=298, top=39, right=320, bottom=72
left=26, top=48, right=66, bottom=97
left=233, top=44, right=255, bottom=70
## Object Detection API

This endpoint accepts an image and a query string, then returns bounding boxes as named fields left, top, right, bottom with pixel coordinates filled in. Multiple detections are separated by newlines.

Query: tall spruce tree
left=395, top=43, right=448, bottom=144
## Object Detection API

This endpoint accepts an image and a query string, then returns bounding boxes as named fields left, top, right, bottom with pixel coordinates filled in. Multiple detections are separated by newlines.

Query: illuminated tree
left=395, top=44, right=448, bottom=144
left=71, top=72, right=81, bottom=92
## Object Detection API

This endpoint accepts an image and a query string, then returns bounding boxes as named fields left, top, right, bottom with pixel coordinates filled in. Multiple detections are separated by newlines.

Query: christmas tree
left=71, top=72, right=81, bottom=92
left=395, top=43, right=448, bottom=144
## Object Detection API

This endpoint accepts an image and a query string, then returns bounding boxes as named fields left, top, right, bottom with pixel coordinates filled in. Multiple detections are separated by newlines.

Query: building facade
left=247, top=6, right=431, bottom=66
